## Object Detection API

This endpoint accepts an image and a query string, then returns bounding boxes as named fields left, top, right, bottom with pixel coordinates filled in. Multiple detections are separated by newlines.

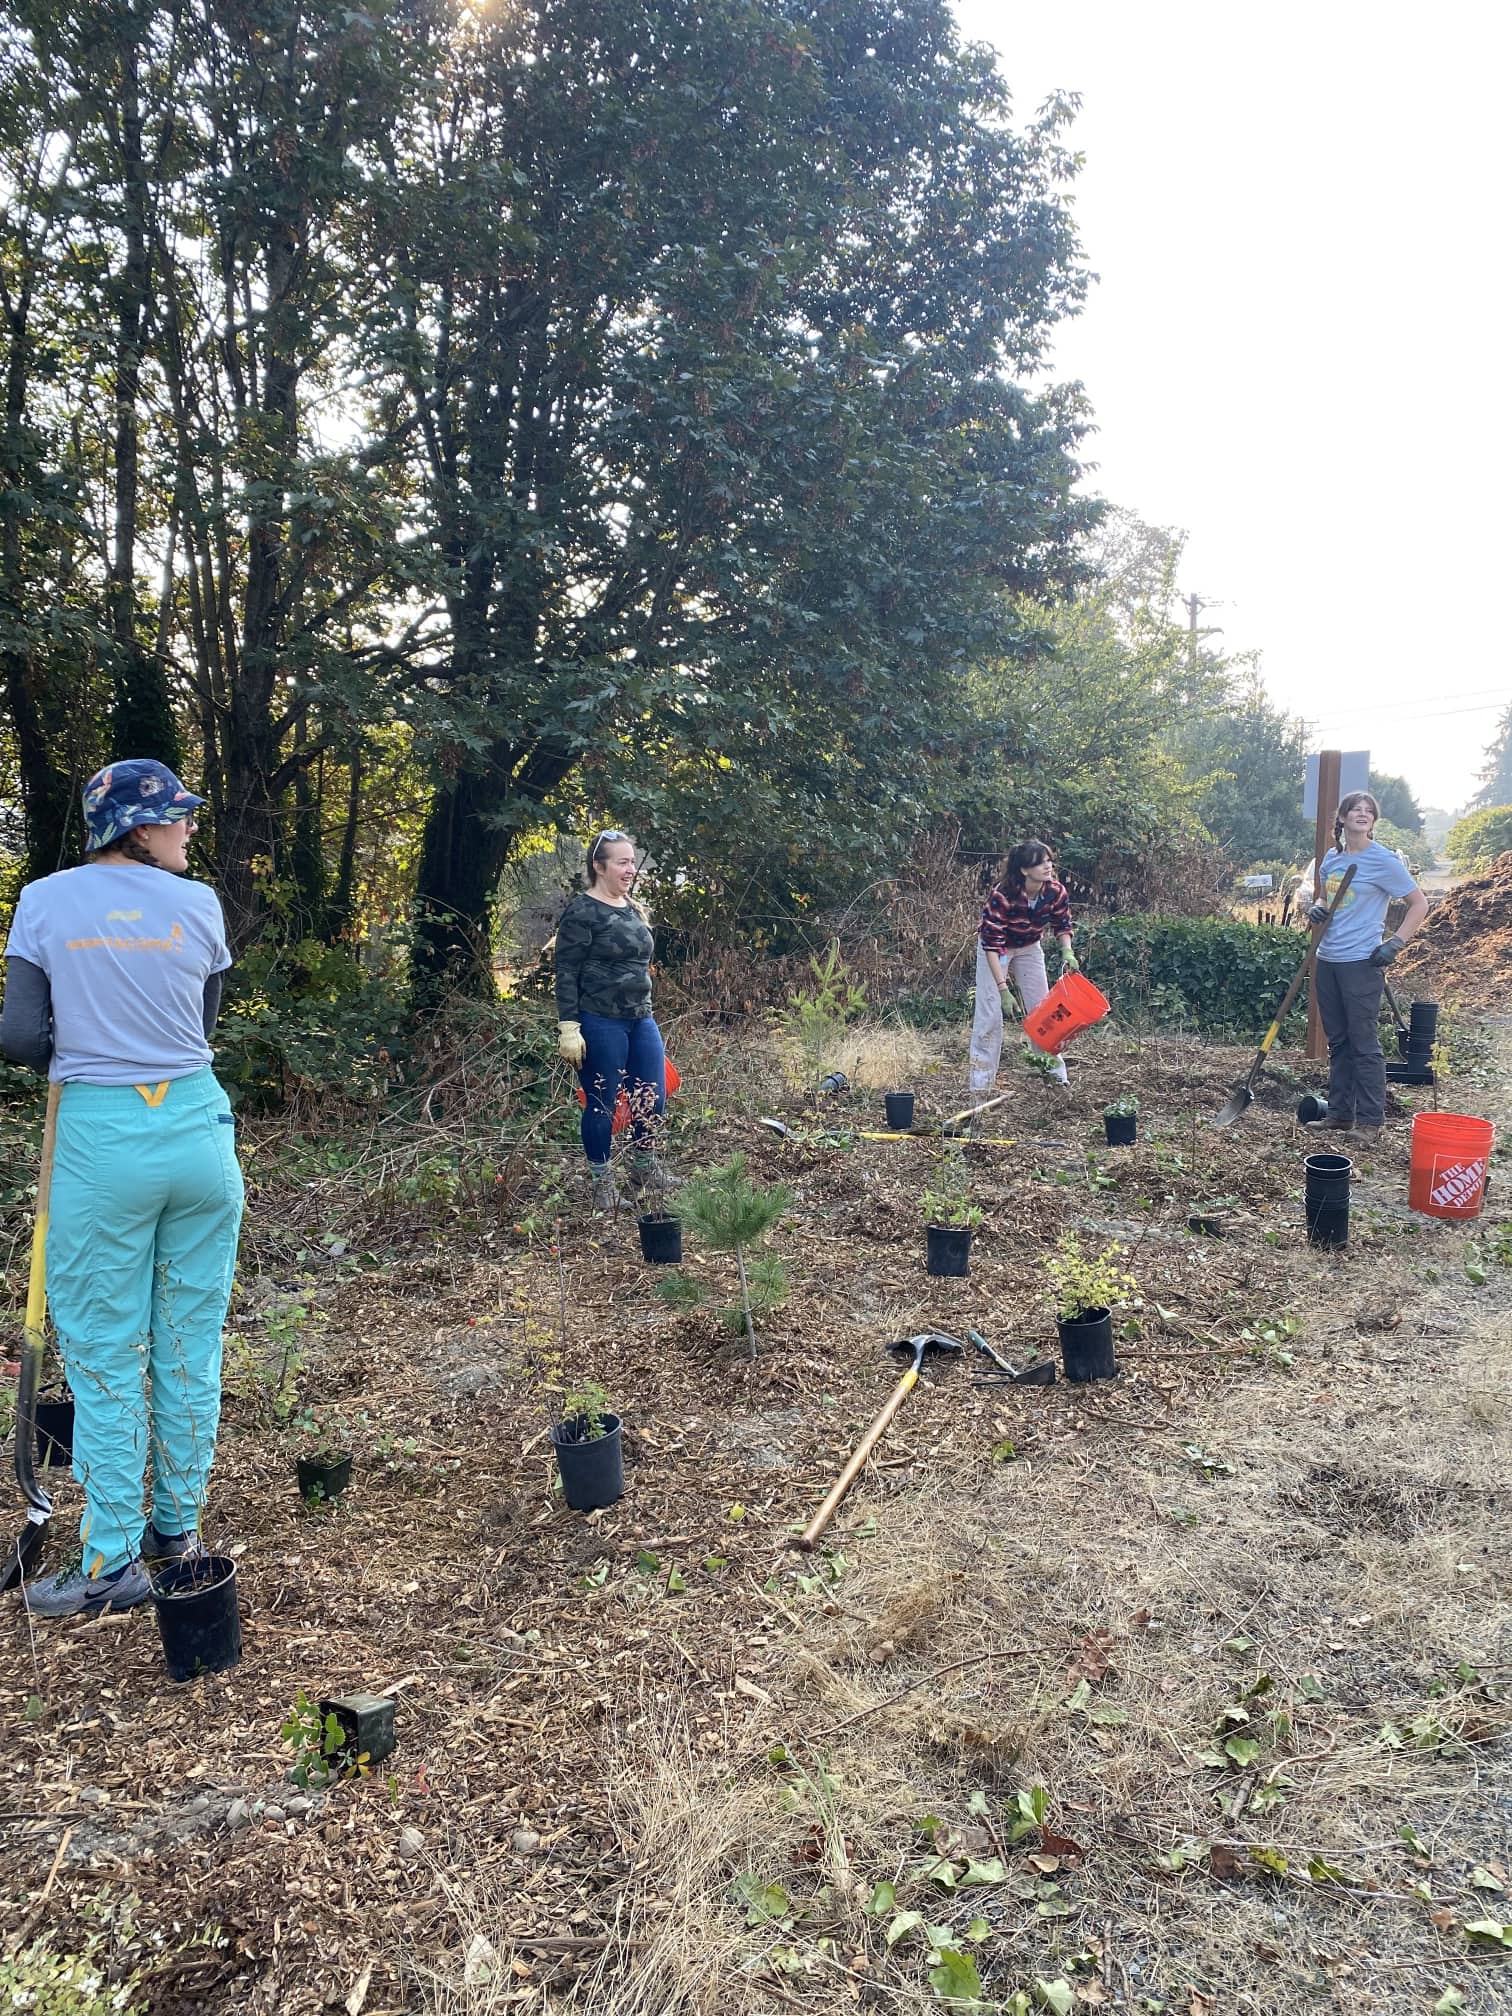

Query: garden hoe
left=1212, top=862, right=1356, bottom=1129
left=967, top=1327, right=1057, bottom=1385
left=793, top=1331, right=961, bottom=1552
left=3, top=1083, right=60, bottom=1593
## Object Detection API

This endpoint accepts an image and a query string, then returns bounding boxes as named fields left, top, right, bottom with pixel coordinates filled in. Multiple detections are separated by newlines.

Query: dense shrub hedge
left=1082, top=916, right=1308, bottom=1039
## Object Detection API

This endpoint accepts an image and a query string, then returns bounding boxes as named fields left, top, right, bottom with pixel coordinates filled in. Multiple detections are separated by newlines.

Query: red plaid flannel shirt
left=978, top=877, right=1073, bottom=953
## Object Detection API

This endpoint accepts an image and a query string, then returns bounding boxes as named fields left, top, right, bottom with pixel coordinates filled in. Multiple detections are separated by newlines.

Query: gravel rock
left=397, top=1826, right=426, bottom=1860
left=511, top=1826, right=543, bottom=1855
left=226, top=1798, right=252, bottom=1832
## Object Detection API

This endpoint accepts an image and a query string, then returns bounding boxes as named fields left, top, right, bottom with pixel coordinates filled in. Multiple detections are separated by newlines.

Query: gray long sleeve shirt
left=0, top=957, right=225, bottom=1074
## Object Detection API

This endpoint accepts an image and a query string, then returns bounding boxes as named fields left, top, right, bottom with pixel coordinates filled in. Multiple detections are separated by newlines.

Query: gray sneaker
left=141, top=1524, right=196, bottom=1566
left=22, top=1555, right=152, bottom=1618
left=589, top=1163, right=620, bottom=1213
left=628, top=1152, right=681, bottom=1197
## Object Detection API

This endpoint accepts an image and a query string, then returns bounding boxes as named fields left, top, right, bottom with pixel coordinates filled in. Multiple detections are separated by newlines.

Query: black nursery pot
left=296, top=1452, right=352, bottom=1504
left=552, top=1413, right=624, bottom=1512
left=1296, top=1092, right=1328, bottom=1125
left=320, top=1691, right=396, bottom=1769
left=637, top=1213, right=682, bottom=1264
left=1303, top=1151, right=1352, bottom=1249
left=926, top=1225, right=973, bottom=1277
left=35, top=1396, right=74, bottom=1467
left=819, top=1070, right=850, bottom=1095
left=151, top=1555, right=241, bottom=1683
left=884, top=1091, right=916, bottom=1131
left=1058, top=1308, right=1117, bottom=1382
left=1103, top=1112, right=1137, bottom=1147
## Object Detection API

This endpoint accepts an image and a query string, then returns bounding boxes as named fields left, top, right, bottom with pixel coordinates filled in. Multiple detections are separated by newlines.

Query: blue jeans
left=577, top=1014, right=666, bottom=1165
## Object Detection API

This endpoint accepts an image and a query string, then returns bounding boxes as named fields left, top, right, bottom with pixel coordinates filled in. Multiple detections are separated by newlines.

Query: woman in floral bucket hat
left=0, top=760, right=243, bottom=1616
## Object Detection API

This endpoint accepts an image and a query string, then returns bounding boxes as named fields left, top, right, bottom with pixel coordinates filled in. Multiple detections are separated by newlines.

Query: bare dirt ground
left=2, top=1011, right=1509, bottom=2016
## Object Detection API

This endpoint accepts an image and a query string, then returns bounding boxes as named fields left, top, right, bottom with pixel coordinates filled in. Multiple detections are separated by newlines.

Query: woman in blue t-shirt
left=1, top=761, right=243, bottom=1618
left=1304, top=790, right=1430, bottom=1144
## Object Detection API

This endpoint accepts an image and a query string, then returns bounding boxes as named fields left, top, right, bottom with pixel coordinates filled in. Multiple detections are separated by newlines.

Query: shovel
left=2, top=1082, right=60, bottom=1593
left=1212, top=863, right=1355, bottom=1128
left=793, top=1331, right=962, bottom=1551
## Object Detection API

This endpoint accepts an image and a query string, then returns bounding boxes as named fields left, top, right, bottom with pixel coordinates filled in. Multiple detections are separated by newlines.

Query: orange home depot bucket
left=1022, top=971, right=1111, bottom=1055
left=1408, top=1110, right=1494, bottom=1220
left=576, top=1057, right=681, bottom=1134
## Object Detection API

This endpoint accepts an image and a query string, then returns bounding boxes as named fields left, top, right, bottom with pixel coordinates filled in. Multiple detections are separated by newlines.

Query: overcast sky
left=954, top=0, right=1508, bottom=815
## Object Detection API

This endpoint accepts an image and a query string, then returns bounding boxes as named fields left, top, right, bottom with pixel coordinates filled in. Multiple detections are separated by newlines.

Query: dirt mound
left=1400, top=850, right=1512, bottom=1005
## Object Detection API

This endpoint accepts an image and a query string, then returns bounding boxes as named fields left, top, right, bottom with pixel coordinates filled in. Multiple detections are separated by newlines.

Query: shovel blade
left=1212, top=1082, right=1255, bottom=1128
left=0, top=1509, right=49, bottom=1595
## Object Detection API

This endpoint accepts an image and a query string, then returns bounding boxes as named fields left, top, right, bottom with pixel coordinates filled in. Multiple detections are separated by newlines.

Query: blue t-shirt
left=4, top=864, right=230, bottom=1084
left=1314, top=843, right=1417, bottom=963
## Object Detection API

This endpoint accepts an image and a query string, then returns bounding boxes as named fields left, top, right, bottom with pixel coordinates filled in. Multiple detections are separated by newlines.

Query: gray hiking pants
left=1314, top=956, right=1387, bottom=1127
left=967, top=942, right=1067, bottom=1096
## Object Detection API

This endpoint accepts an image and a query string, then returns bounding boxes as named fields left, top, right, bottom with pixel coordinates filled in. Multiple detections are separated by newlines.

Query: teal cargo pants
left=46, top=1068, right=243, bottom=1576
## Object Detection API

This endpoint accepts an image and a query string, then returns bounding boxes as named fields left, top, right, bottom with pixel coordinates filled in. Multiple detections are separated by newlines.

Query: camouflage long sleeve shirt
left=553, top=894, right=655, bottom=1021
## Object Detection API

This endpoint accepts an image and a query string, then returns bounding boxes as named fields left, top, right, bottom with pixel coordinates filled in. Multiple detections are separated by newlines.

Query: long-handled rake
left=2, top=1082, right=60, bottom=1592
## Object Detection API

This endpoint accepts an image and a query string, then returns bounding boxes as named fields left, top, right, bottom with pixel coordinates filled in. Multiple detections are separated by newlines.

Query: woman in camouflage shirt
left=555, top=830, right=674, bottom=1210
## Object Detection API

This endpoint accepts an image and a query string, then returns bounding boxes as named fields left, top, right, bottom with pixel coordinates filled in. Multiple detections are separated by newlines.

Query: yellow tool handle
left=793, top=1365, right=918, bottom=1552
left=22, top=1083, right=60, bottom=1356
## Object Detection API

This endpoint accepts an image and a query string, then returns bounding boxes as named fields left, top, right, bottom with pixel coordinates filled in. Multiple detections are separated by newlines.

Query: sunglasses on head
left=590, top=828, right=631, bottom=863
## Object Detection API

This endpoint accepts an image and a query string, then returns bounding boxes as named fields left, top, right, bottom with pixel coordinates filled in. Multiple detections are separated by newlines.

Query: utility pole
left=1182, top=593, right=1222, bottom=686
left=1306, top=749, right=1342, bottom=1061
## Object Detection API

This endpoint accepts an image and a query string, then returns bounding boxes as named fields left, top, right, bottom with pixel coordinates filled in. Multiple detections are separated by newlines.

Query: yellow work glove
left=557, top=1019, right=586, bottom=1067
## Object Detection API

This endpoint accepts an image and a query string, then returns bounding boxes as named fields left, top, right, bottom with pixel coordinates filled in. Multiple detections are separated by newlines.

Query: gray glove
left=1369, top=935, right=1405, bottom=968
left=1306, top=901, right=1330, bottom=927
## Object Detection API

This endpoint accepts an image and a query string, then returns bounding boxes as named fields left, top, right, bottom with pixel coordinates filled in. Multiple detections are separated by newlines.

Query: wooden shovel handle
left=793, top=1363, right=918, bottom=1552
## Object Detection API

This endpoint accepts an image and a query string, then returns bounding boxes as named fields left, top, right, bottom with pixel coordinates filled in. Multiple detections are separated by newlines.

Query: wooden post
left=1306, top=749, right=1342, bottom=1060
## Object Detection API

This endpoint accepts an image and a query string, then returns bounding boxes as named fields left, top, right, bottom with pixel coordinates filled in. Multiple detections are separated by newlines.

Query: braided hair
left=1332, top=791, right=1380, bottom=852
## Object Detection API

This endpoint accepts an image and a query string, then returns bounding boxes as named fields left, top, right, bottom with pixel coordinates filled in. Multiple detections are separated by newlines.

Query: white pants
left=967, top=942, right=1067, bottom=1095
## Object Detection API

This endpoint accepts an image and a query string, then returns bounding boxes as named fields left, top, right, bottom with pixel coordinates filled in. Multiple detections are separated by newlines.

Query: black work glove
left=1369, top=935, right=1405, bottom=968
left=1306, top=901, right=1330, bottom=927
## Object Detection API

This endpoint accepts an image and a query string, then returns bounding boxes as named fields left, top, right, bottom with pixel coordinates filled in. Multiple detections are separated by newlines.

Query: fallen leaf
left=1039, top=1828, right=1085, bottom=1862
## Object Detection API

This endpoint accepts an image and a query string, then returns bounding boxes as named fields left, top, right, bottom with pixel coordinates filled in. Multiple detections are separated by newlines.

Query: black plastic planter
left=819, top=1070, right=849, bottom=1095
left=1304, top=1152, right=1352, bottom=1249
left=925, top=1225, right=973, bottom=1277
left=320, top=1691, right=396, bottom=1769
left=35, top=1396, right=74, bottom=1467
left=552, top=1413, right=624, bottom=1511
left=1058, top=1309, right=1117, bottom=1382
left=884, top=1091, right=915, bottom=1130
left=1103, top=1112, right=1137, bottom=1147
left=296, top=1452, right=352, bottom=1505
left=1296, top=1093, right=1328, bottom=1125
left=151, top=1555, right=241, bottom=1683
left=637, top=1213, right=682, bottom=1264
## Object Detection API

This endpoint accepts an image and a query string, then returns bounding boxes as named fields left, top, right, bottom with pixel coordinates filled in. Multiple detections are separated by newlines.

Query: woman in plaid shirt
left=967, top=841, right=1079, bottom=1096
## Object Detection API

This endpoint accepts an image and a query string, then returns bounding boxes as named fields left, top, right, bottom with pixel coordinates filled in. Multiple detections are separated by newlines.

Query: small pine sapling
left=662, top=1153, right=793, bottom=1358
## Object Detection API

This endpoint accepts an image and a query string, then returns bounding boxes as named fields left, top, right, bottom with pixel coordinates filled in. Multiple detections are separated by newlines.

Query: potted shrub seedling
left=628, top=1102, right=682, bottom=1262
left=922, top=1150, right=984, bottom=1277
left=1047, top=1233, right=1136, bottom=1382
left=1103, top=1095, right=1138, bottom=1148
left=656, top=1154, right=792, bottom=1359
left=294, top=1409, right=354, bottom=1508
left=550, top=1376, right=624, bottom=1511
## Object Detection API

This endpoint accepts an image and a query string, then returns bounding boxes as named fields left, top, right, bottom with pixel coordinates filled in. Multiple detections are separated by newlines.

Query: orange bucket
left=1022, top=971, right=1111, bottom=1055
left=576, top=1057, right=680, bottom=1135
left=1407, top=1110, right=1494, bottom=1220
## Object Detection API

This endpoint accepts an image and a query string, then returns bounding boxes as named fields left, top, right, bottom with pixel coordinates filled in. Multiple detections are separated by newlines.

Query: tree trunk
left=106, top=8, right=180, bottom=766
